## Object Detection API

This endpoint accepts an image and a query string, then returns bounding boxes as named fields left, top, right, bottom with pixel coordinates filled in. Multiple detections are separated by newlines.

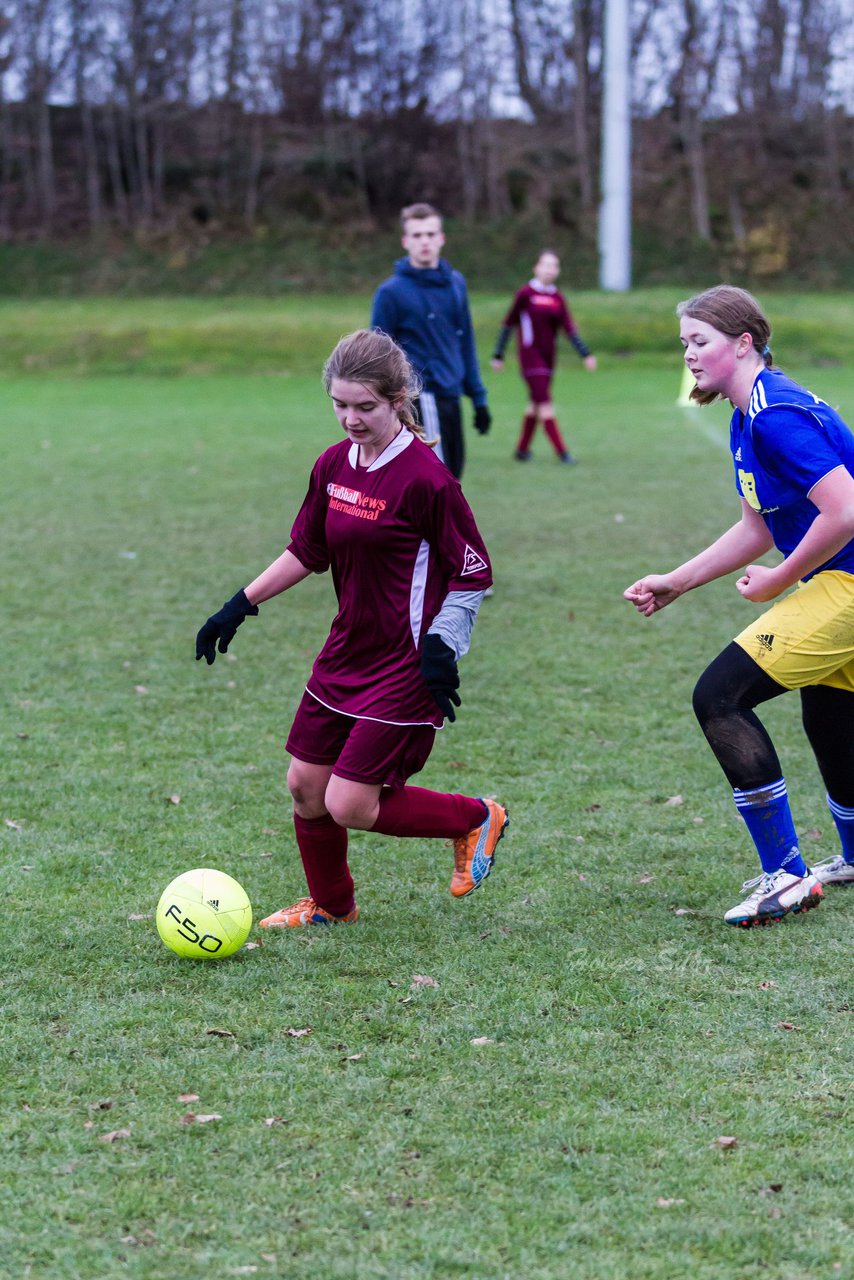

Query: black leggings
left=692, top=641, right=854, bottom=805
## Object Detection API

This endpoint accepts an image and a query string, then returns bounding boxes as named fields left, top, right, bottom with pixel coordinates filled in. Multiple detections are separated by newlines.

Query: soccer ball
left=156, top=868, right=252, bottom=960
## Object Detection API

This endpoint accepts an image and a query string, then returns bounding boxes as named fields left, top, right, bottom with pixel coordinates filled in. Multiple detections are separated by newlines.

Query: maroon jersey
left=288, top=429, right=492, bottom=727
left=501, top=282, right=582, bottom=374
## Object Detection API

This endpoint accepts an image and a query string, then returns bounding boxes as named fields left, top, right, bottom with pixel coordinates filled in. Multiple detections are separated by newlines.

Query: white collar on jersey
left=529, top=278, right=557, bottom=293
left=348, top=425, right=414, bottom=472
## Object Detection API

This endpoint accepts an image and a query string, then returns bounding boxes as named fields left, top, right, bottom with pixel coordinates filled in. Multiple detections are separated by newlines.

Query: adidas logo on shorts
left=757, top=634, right=775, bottom=652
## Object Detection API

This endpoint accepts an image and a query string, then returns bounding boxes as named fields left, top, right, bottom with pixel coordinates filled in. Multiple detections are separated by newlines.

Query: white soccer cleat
left=723, top=868, right=823, bottom=927
left=811, top=854, right=854, bottom=887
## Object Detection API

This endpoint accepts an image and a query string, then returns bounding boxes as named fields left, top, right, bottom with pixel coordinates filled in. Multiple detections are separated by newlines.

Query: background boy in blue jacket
left=370, top=202, right=491, bottom=480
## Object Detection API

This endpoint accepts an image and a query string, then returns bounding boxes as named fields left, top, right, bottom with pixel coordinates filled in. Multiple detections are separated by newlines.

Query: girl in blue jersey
left=625, top=285, right=854, bottom=926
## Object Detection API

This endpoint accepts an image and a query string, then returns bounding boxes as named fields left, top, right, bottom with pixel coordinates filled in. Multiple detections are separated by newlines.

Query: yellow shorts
left=734, top=569, right=854, bottom=693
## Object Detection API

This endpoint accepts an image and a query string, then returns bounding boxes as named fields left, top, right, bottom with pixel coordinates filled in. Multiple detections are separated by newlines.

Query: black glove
left=420, top=633, right=461, bottom=723
left=474, top=405, right=492, bottom=436
left=195, top=589, right=259, bottom=665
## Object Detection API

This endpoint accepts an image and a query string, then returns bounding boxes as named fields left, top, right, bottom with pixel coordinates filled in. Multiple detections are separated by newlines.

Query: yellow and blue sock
left=733, top=779, right=807, bottom=877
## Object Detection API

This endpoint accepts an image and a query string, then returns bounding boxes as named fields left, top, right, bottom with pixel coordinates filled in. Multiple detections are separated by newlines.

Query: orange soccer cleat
left=259, top=897, right=359, bottom=928
left=450, top=798, right=509, bottom=897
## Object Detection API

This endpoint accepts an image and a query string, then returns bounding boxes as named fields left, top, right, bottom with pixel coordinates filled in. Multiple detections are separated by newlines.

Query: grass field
left=2, top=294, right=853, bottom=1280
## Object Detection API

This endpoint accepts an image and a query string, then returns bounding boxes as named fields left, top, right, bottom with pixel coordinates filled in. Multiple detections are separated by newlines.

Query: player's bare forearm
left=245, top=549, right=311, bottom=605
left=672, top=508, right=773, bottom=592
left=624, top=507, right=773, bottom=617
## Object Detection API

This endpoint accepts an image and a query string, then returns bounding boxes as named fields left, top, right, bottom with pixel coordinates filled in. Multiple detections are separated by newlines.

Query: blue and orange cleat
left=259, top=897, right=359, bottom=928
left=450, top=798, right=509, bottom=897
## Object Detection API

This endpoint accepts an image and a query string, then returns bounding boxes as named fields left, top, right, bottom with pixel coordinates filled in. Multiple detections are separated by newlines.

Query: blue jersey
left=730, top=368, right=854, bottom=579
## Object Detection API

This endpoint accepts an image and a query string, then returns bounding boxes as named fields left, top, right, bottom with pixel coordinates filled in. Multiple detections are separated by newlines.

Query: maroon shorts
left=286, top=692, right=436, bottom=789
left=522, top=370, right=553, bottom=405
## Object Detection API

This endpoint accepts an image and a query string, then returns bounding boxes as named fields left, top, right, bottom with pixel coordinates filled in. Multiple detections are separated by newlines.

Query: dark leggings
left=692, top=641, right=854, bottom=805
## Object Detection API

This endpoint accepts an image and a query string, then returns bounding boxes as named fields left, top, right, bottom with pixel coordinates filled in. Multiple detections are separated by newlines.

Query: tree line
left=1, top=0, right=851, bottom=282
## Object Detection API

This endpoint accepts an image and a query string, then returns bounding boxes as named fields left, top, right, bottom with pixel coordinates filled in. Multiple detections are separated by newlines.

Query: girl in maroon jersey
left=492, top=250, right=596, bottom=463
left=196, top=329, right=508, bottom=926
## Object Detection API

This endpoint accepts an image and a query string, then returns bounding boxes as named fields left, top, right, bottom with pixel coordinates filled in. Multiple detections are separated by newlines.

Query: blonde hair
left=677, top=285, right=773, bottom=405
left=323, top=329, right=428, bottom=440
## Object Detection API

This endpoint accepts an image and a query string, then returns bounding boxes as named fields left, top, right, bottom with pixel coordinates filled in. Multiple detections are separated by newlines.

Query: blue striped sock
left=733, top=779, right=807, bottom=877
left=827, top=794, right=854, bottom=864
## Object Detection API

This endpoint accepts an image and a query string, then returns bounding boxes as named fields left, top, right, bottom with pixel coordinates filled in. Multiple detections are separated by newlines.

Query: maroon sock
left=542, top=416, right=568, bottom=455
left=517, top=413, right=537, bottom=452
left=293, top=812, right=355, bottom=916
left=371, top=787, right=487, bottom=839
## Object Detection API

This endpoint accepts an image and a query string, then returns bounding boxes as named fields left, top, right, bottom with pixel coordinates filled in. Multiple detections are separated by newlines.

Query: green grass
left=2, top=299, right=854, bottom=1279
left=1, top=289, right=852, bottom=377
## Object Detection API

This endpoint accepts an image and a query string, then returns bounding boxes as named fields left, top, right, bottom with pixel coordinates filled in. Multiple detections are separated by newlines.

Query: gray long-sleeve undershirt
left=426, top=589, right=485, bottom=661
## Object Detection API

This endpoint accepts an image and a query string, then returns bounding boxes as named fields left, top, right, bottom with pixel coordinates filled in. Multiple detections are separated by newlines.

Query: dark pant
left=692, top=641, right=854, bottom=804
left=415, top=394, right=464, bottom=479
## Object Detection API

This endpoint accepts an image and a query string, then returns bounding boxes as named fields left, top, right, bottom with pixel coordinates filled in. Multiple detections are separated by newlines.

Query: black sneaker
left=515, top=449, right=532, bottom=461
left=559, top=451, right=577, bottom=465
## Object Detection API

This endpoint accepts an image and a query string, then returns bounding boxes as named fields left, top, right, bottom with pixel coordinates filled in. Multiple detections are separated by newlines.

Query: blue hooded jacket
left=370, top=258, right=488, bottom=405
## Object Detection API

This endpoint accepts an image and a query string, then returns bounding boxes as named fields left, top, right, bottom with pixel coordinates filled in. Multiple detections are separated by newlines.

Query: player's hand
left=584, top=355, right=597, bottom=372
left=421, top=633, right=462, bottom=723
left=623, top=575, right=682, bottom=616
left=490, top=359, right=504, bottom=372
left=736, top=564, right=783, bottom=603
left=473, top=405, right=492, bottom=435
left=195, top=589, right=259, bottom=664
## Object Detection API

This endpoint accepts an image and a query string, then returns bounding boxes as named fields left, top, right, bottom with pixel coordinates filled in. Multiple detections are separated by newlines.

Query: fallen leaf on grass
left=179, top=1112, right=221, bottom=1125
left=232, top=1265, right=258, bottom=1274
left=165, top=794, right=181, bottom=806
left=134, top=685, right=148, bottom=695
left=5, top=819, right=24, bottom=831
left=345, top=1053, right=365, bottom=1061
left=713, top=1136, right=738, bottom=1150
left=638, top=874, right=654, bottom=884
left=99, top=1129, right=131, bottom=1143
left=20, top=865, right=34, bottom=872
left=411, top=975, right=439, bottom=989
left=177, top=1093, right=199, bottom=1103
left=479, top=931, right=492, bottom=940
left=656, top=1197, right=686, bottom=1208
left=585, top=803, right=601, bottom=813
left=127, top=913, right=149, bottom=921
left=758, top=1184, right=783, bottom=1196
left=284, top=1027, right=313, bottom=1038
left=664, top=795, right=683, bottom=807
left=205, top=1028, right=235, bottom=1038
left=805, top=828, right=822, bottom=840
left=673, top=908, right=697, bottom=917
left=470, top=1037, right=495, bottom=1046
left=263, top=1116, right=287, bottom=1127
left=244, top=941, right=262, bottom=950
left=777, top=1021, right=801, bottom=1032
left=758, top=981, right=776, bottom=990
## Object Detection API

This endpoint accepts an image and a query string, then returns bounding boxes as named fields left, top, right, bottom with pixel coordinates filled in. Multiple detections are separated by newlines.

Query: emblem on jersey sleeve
left=461, top=544, right=488, bottom=576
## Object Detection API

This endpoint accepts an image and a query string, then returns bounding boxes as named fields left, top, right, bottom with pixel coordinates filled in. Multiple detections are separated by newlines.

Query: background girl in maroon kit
left=196, top=329, right=508, bottom=927
left=492, top=249, right=596, bottom=464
